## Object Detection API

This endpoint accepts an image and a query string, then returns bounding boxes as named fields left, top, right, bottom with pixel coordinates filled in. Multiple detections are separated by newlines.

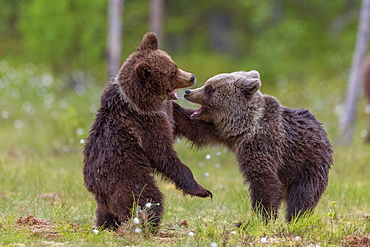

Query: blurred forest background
left=0, top=0, right=367, bottom=147
left=0, top=0, right=360, bottom=83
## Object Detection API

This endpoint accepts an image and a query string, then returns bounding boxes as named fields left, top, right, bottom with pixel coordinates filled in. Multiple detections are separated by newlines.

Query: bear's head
left=184, top=70, right=262, bottom=124
left=118, top=32, right=196, bottom=113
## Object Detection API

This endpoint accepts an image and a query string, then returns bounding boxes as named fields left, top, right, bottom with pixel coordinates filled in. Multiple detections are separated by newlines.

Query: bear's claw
left=187, top=186, right=213, bottom=199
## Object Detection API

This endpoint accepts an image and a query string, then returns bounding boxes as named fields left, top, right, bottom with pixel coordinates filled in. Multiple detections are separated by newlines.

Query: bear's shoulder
left=281, top=107, right=317, bottom=122
left=260, top=94, right=282, bottom=120
left=99, top=80, right=124, bottom=111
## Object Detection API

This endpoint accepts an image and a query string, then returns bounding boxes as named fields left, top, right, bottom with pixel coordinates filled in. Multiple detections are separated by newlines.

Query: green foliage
left=0, top=0, right=362, bottom=83
left=18, top=0, right=107, bottom=74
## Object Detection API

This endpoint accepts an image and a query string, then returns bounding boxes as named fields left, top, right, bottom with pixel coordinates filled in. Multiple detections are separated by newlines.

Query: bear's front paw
left=187, top=186, right=213, bottom=199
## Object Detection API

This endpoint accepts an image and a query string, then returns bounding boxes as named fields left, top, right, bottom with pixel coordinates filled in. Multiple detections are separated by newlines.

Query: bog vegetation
left=1, top=1, right=370, bottom=246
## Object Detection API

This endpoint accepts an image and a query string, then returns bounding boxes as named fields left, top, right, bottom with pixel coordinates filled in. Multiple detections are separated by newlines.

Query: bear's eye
left=170, top=72, right=177, bottom=79
left=204, top=85, right=213, bottom=95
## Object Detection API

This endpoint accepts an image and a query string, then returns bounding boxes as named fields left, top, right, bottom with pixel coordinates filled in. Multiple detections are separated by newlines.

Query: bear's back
left=83, top=82, right=174, bottom=192
left=280, top=106, right=332, bottom=174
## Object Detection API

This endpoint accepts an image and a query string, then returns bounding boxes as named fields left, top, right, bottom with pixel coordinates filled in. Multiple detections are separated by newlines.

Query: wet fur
left=83, top=33, right=211, bottom=231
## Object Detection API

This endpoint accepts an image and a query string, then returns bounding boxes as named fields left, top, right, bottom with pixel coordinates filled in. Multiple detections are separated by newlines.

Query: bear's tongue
left=191, top=107, right=203, bottom=117
left=170, top=91, right=178, bottom=100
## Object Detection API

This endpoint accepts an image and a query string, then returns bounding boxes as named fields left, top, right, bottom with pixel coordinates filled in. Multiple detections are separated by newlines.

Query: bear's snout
left=190, top=74, right=196, bottom=83
left=175, top=70, right=196, bottom=88
left=184, top=88, right=202, bottom=105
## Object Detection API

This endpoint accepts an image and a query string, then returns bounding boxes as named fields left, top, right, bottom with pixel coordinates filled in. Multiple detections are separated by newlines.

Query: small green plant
left=327, top=200, right=338, bottom=220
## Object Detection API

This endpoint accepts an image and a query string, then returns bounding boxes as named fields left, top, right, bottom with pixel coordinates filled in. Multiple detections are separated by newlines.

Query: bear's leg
left=152, top=148, right=212, bottom=198
left=110, top=172, right=164, bottom=233
left=95, top=198, right=121, bottom=229
left=248, top=180, right=283, bottom=221
left=138, top=183, right=164, bottom=232
left=107, top=190, right=134, bottom=228
left=172, top=101, right=220, bottom=146
left=242, top=161, right=283, bottom=222
left=285, top=173, right=328, bottom=222
left=96, top=205, right=121, bottom=229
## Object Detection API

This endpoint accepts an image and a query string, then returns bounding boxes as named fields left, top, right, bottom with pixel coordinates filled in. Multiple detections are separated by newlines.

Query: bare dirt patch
left=14, top=214, right=60, bottom=239
left=341, top=234, right=370, bottom=247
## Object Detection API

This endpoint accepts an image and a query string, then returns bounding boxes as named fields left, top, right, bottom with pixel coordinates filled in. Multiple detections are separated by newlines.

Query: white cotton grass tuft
left=76, top=128, right=84, bottom=135
left=144, top=202, right=159, bottom=209
left=1, top=110, right=9, bottom=119
left=260, top=237, right=267, bottom=243
left=334, top=104, right=344, bottom=117
left=133, top=217, right=141, bottom=225
left=210, top=242, right=218, bottom=247
left=134, top=227, right=142, bottom=233
left=136, top=206, right=142, bottom=216
left=89, top=104, right=98, bottom=113
left=295, top=236, right=301, bottom=241
left=11, top=88, right=20, bottom=99
left=188, top=231, right=195, bottom=237
left=14, top=119, right=24, bottom=129
left=92, top=229, right=99, bottom=234
left=205, top=154, right=211, bottom=160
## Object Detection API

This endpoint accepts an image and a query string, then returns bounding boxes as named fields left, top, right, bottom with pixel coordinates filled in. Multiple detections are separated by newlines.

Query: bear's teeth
left=170, top=91, right=178, bottom=100
left=191, top=108, right=203, bottom=117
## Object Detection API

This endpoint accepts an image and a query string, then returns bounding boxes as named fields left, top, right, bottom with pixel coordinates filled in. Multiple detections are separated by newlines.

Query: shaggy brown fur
left=363, top=55, right=370, bottom=143
left=83, top=32, right=212, bottom=231
left=173, top=70, right=333, bottom=222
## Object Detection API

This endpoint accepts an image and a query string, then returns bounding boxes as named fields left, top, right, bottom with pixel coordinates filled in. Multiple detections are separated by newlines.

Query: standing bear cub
left=173, top=70, right=333, bottom=222
left=83, top=32, right=212, bottom=231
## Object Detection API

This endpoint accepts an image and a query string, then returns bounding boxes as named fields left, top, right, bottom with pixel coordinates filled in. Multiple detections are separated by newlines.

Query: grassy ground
left=1, top=62, right=370, bottom=246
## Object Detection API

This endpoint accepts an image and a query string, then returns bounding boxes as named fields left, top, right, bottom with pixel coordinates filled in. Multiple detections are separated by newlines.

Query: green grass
left=1, top=62, right=370, bottom=246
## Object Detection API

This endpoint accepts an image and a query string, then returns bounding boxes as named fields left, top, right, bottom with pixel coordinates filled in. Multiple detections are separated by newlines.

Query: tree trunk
left=338, top=0, right=370, bottom=145
left=107, top=0, right=124, bottom=77
left=150, top=0, right=164, bottom=47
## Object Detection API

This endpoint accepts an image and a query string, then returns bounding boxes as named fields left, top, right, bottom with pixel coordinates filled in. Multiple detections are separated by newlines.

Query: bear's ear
left=135, top=62, right=152, bottom=80
left=137, top=32, right=159, bottom=51
left=235, top=76, right=261, bottom=97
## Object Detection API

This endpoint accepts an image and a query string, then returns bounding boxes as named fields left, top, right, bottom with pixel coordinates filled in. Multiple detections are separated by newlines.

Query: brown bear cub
left=83, top=32, right=212, bottom=231
left=173, top=70, right=333, bottom=222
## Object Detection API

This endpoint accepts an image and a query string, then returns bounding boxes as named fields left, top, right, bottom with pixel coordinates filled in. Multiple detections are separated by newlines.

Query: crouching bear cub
left=83, top=32, right=212, bottom=232
left=173, top=70, right=333, bottom=222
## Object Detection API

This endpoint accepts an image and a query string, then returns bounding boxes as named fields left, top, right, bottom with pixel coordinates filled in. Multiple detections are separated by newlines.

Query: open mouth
left=190, top=107, right=203, bottom=117
left=170, top=90, right=178, bottom=100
